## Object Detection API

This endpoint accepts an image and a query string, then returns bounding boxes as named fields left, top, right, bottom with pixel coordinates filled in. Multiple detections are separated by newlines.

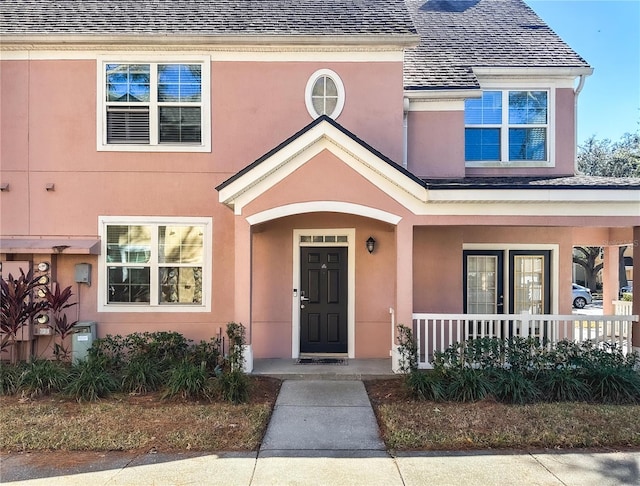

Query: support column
left=602, top=246, right=619, bottom=315
left=632, top=226, right=640, bottom=353
left=395, top=220, right=414, bottom=336
left=234, top=216, right=253, bottom=371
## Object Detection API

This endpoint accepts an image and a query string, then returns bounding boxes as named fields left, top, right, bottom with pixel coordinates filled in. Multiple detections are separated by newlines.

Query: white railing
left=412, top=313, right=639, bottom=369
left=613, top=300, right=633, bottom=316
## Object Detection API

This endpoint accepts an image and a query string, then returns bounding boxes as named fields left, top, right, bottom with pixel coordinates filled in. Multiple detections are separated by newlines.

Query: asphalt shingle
left=404, top=0, right=591, bottom=89
left=0, top=0, right=416, bottom=37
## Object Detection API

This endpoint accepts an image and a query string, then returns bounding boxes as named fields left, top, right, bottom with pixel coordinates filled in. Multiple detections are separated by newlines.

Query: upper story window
left=305, top=69, right=345, bottom=119
left=98, top=57, right=211, bottom=152
left=98, top=216, right=212, bottom=312
left=465, top=90, right=550, bottom=165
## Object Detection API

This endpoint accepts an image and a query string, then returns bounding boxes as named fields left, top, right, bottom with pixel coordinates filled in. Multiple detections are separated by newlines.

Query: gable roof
left=404, top=0, right=592, bottom=90
left=216, top=115, right=428, bottom=215
left=0, top=0, right=417, bottom=43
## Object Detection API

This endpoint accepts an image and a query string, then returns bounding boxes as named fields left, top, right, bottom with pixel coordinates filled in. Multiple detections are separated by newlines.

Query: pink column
left=633, top=226, right=640, bottom=352
left=602, top=246, right=619, bottom=315
left=395, top=220, right=413, bottom=334
left=234, top=216, right=252, bottom=344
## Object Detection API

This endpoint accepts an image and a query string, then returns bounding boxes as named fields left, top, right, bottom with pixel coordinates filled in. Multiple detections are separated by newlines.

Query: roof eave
left=0, top=33, right=420, bottom=49
left=472, top=66, right=594, bottom=79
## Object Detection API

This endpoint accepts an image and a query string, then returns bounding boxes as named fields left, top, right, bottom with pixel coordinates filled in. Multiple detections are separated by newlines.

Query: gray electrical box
left=71, top=321, right=97, bottom=363
left=75, top=263, right=91, bottom=285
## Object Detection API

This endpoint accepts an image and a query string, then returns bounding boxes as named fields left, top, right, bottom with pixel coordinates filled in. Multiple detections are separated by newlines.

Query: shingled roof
left=404, top=0, right=592, bottom=90
left=0, top=0, right=416, bottom=39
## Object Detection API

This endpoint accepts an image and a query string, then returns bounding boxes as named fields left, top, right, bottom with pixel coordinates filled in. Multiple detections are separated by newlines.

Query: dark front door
left=300, top=247, right=348, bottom=354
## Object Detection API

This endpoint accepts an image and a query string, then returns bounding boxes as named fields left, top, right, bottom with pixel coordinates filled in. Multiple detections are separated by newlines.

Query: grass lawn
left=2, top=376, right=640, bottom=453
left=365, top=378, right=640, bottom=451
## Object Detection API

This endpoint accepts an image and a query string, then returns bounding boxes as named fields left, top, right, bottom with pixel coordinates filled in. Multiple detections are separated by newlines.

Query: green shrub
left=404, top=370, right=445, bottom=401
left=162, top=361, right=212, bottom=401
left=17, top=358, right=69, bottom=397
left=127, top=331, right=190, bottom=371
left=188, top=337, right=223, bottom=374
left=537, top=368, right=589, bottom=402
left=88, top=334, right=128, bottom=374
left=217, top=370, right=250, bottom=404
left=585, top=367, right=640, bottom=404
left=0, top=362, right=22, bottom=395
left=396, top=324, right=418, bottom=373
left=121, top=357, right=164, bottom=394
left=445, top=368, right=493, bottom=402
left=65, top=359, right=119, bottom=402
left=489, top=369, right=539, bottom=404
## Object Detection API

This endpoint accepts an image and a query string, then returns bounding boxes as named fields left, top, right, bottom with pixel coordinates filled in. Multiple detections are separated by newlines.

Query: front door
left=300, top=247, right=348, bottom=354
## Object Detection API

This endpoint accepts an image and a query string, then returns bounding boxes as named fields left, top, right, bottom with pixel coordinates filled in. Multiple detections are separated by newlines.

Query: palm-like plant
left=0, top=270, right=48, bottom=364
left=43, top=283, right=77, bottom=360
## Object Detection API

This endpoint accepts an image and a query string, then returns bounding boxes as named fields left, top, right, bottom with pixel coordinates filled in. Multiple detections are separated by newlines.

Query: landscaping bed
left=0, top=376, right=281, bottom=453
left=365, top=378, right=640, bottom=451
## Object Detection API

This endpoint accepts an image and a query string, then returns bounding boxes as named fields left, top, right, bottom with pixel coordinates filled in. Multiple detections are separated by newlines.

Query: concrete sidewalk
left=2, top=379, right=639, bottom=485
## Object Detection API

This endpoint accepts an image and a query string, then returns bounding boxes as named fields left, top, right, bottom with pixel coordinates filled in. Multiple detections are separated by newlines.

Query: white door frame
left=292, top=228, right=356, bottom=358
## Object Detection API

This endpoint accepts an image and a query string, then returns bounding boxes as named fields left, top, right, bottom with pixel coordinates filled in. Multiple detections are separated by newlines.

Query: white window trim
left=305, top=68, right=345, bottom=120
left=465, top=83, right=555, bottom=168
left=98, top=216, right=212, bottom=312
left=96, top=55, right=211, bottom=152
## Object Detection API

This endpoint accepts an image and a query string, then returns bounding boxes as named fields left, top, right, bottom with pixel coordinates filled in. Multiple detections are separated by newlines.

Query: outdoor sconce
left=45, top=183, right=55, bottom=191
left=366, top=236, right=376, bottom=254
left=0, top=183, right=9, bottom=192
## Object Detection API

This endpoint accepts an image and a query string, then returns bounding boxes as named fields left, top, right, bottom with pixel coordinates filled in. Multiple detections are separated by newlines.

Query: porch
left=251, top=358, right=395, bottom=380
left=412, top=311, right=639, bottom=370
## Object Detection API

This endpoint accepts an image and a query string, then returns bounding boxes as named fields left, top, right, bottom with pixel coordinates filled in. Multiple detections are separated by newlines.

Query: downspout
left=573, top=74, right=587, bottom=174
left=402, top=97, right=410, bottom=169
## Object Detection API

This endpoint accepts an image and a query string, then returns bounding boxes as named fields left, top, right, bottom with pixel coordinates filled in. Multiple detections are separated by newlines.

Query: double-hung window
left=99, top=217, right=212, bottom=312
left=465, top=90, right=550, bottom=165
left=98, top=57, right=210, bottom=151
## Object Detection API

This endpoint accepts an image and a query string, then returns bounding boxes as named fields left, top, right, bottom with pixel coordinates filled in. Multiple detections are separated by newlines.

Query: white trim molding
left=246, top=202, right=402, bottom=225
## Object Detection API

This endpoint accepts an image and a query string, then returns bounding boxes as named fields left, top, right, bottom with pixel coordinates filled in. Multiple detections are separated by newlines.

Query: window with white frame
left=99, top=58, right=210, bottom=151
left=305, top=69, right=345, bottom=119
left=465, top=90, right=549, bottom=163
left=99, top=217, right=211, bottom=311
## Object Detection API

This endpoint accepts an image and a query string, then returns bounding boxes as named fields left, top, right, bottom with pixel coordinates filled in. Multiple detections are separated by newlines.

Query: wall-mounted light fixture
left=0, top=183, right=9, bottom=192
left=366, top=236, right=376, bottom=254
left=45, top=183, right=55, bottom=191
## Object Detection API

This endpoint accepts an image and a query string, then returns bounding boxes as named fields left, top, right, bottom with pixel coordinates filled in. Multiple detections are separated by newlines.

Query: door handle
left=300, top=291, right=310, bottom=302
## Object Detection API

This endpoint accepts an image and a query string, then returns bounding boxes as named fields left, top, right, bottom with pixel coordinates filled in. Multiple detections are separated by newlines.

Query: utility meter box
left=71, top=321, right=97, bottom=363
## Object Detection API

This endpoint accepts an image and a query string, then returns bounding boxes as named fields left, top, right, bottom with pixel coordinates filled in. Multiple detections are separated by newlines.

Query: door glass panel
left=466, top=256, right=498, bottom=314
left=513, top=255, right=545, bottom=314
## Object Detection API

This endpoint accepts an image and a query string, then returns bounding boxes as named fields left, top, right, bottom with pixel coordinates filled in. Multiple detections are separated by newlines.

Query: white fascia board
left=426, top=188, right=640, bottom=204
left=0, top=34, right=419, bottom=49
left=415, top=200, right=640, bottom=218
left=473, top=66, right=594, bottom=79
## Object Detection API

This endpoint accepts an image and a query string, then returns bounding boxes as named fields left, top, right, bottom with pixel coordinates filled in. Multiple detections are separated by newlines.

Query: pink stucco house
left=1, top=0, right=638, bottom=370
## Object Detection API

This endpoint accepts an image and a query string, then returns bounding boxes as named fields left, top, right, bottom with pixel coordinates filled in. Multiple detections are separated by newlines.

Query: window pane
left=107, top=107, right=150, bottom=144
left=466, top=256, right=497, bottom=314
left=108, top=266, right=151, bottom=303
left=106, top=64, right=150, bottom=102
left=509, top=128, right=547, bottom=160
left=312, top=97, right=324, bottom=114
left=509, top=91, right=547, bottom=124
left=465, top=91, right=501, bottom=124
left=465, top=128, right=500, bottom=161
left=106, top=225, right=151, bottom=263
left=324, top=77, right=337, bottom=97
left=158, top=64, right=201, bottom=102
left=159, top=107, right=201, bottom=143
left=159, top=225, right=204, bottom=264
left=159, top=267, right=202, bottom=304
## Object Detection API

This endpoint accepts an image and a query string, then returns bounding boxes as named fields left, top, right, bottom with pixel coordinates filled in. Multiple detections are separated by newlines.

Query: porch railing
left=411, top=313, right=639, bottom=369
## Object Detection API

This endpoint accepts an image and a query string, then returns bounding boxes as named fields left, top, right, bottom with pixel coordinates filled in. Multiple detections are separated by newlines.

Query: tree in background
left=578, top=132, right=640, bottom=178
left=573, top=133, right=637, bottom=293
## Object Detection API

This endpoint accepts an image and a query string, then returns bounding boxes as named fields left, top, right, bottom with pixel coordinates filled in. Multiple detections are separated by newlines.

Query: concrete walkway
left=2, top=379, right=640, bottom=485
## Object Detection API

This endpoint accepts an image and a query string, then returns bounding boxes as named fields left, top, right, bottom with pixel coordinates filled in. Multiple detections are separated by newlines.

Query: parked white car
left=572, top=283, right=592, bottom=309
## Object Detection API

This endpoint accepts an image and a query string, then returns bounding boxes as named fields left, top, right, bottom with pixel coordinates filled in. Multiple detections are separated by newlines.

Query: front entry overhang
left=216, top=115, right=428, bottom=218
